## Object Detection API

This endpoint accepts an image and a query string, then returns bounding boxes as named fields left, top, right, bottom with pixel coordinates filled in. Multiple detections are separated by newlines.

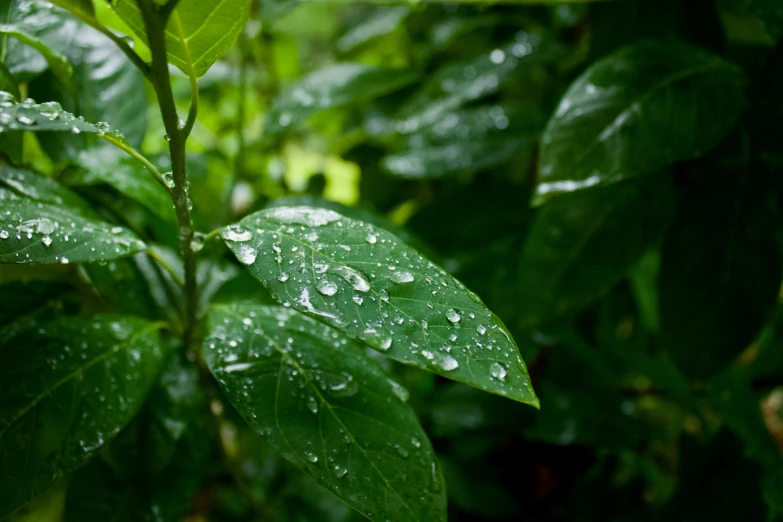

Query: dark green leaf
left=0, top=165, right=146, bottom=264
left=265, top=63, right=418, bottom=134
left=535, top=40, right=746, bottom=204
left=0, top=315, right=166, bottom=518
left=112, top=0, right=251, bottom=77
left=516, top=175, right=675, bottom=326
left=221, top=206, right=538, bottom=406
left=60, top=148, right=173, bottom=222
left=205, top=302, right=447, bottom=522
left=659, top=163, right=781, bottom=379
left=382, top=103, right=543, bottom=178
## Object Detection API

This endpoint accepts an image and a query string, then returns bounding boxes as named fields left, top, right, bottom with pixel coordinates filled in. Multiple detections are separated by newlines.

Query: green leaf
left=0, top=315, right=166, bottom=518
left=111, top=0, right=251, bottom=77
left=265, top=63, right=418, bottom=134
left=382, top=104, right=543, bottom=178
left=659, top=162, right=781, bottom=379
left=336, top=6, right=410, bottom=53
left=0, top=164, right=146, bottom=264
left=221, top=206, right=538, bottom=406
left=60, top=148, right=173, bottom=222
left=0, top=23, right=73, bottom=91
left=515, top=175, right=675, bottom=326
left=204, top=302, right=447, bottom=522
left=535, top=40, right=746, bottom=204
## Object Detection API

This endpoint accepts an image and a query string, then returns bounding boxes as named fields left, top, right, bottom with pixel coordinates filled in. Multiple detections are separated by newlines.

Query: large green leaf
left=111, top=0, right=251, bottom=77
left=336, top=6, right=410, bottom=53
left=265, top=63, right=418, bottom=134
left=205, top=302, right=447, bottom=522
left=0, top=164, right=146, bottom=264
left=0, top=315, right=166, bottom=518
left=515, top=175, right=675, bottom=326
left=221, top=206, right=538, bottom=406
left=535, top=40, right=746, bottom=204
left=659, top=163, right=781, bottom=379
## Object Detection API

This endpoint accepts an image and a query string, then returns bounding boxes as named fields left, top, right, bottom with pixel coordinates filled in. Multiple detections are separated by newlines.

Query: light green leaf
left=535, top=40, right=746, bottom=204
left=0, top=23, right=73, bottom=90
left=336, top=6, right=410, bottom=53
left=111, top=0, right=251, bottom=77
left=0, top=164, right=146, bottom=264
left=205, top=302, right=447, bottom=522
left=221, top=206, right=538, bottom=406
left=265, top=63, right=418, bottom=134
left=0, top=315, right=166, bottom=518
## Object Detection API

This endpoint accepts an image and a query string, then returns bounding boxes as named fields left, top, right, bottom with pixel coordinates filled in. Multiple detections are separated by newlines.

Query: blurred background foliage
left=3, top=0, right=783, bottom=520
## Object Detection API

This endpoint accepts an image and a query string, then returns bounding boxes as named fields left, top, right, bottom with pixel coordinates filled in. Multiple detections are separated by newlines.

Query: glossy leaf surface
left=0, top=316, right=165, bottom=518
left=0, top=23, right=72, bottom=89
left=535, top=40, right=746, bottom=204
left=222, top=206, right=537, bottom=406
left=112, top=0, right=251, bottom=77
left=265, top=63, right=418, bottom=134
left=205, top=302, right=447, bottom=522
left=0, top=164, right=146, bottom=264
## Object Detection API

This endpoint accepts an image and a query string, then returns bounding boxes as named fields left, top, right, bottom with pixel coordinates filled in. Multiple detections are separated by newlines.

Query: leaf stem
left=203, top=227, right=224, bottom=244
left=137, top=0, right=198, bottom=349
left=98, top=134, right=169, bottom=191
left=146, top=247, right=185, bottom=287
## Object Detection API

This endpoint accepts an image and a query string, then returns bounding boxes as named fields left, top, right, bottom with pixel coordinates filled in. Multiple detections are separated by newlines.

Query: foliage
left=1, top=0, right=782, bottom=521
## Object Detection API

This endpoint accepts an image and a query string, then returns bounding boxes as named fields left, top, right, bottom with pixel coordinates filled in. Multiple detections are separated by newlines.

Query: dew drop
left=379, top=337, right=392, bottom=351
left=446, top=308, right=461, bottom=323
left=316, top=279, right=338, bottom=296
left=305, top=451, right=318, bottom=463
left=224, top=225, right=253, bottom=242
left=235, top=244, right=257, bottom=265
left=390, top=270, right=414, bottom=284
left=365, top=233, right=378, bottom=244
left=490, top=362, right=507, bottom=380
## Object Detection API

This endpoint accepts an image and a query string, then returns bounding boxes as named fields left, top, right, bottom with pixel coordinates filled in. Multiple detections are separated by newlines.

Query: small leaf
left=205, top=302, right=447, bottom=522
left=0, top=164, right=146, bottom=264
left=0, top=23, right=73, bottom=91
left=535, top=40, right=746, bottom=204
left=659, top=162, right=781, bottom=379
left=0, top=315, right=166, bottom=518
left=265, top=63, right=418, bottom=134
left=221, top=206, right=538, bottom=406
left=111, top=0, right=251, bottom=77
left=516, top=175, right=675, bottom=326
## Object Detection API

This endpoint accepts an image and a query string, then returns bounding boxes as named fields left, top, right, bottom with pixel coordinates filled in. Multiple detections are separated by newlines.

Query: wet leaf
left=0, top=164, right=146, bottom=265
left=204, top=302, right=447, bottom=522
left=535, top=40, right=746, bottom=204
left=111, top=0, right=251, bottom=77
left=0, top=316, right=166, bottom=518
left=264, top=63, right=418, bottom=134
left=336, top=7, right=410, bottom=53
left=221, top=206, right=538, bottom=406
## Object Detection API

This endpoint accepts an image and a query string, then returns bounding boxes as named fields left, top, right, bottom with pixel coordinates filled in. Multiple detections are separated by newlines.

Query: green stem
left=99, top=134, right=169, bottom=191
left=203, top=227, right=224, bottom=244
left=146, top=248, right=184, bottom=287
left=137, top=0, right=198, bottom=349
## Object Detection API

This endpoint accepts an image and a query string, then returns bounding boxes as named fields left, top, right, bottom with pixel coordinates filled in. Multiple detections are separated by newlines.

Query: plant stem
left=137, top=0, right=198, bottom=348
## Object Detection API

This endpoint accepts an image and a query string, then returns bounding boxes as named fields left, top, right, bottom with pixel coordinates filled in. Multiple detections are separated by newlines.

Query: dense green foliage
left=1, top=0, right=782, bottom=520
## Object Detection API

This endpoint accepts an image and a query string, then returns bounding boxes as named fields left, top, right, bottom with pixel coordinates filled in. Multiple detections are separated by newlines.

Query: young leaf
left=204, top=303, right=447, bottom=522
left=0, top=164, right=146, bottom=264
left=221, top=206, right=538, bottom=406
left=264, top=63, right=418, bottom=134
left=515, top=174, right=675, bottom=326
left=0, top=23, right=73, bottom=90
left=111, top=0, right=251, bottom=78
left=659, top=163, right=781, bottom=379
left=535, top=40, right=746, bottom=204
left=0, top=316, right=166, bottom=518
